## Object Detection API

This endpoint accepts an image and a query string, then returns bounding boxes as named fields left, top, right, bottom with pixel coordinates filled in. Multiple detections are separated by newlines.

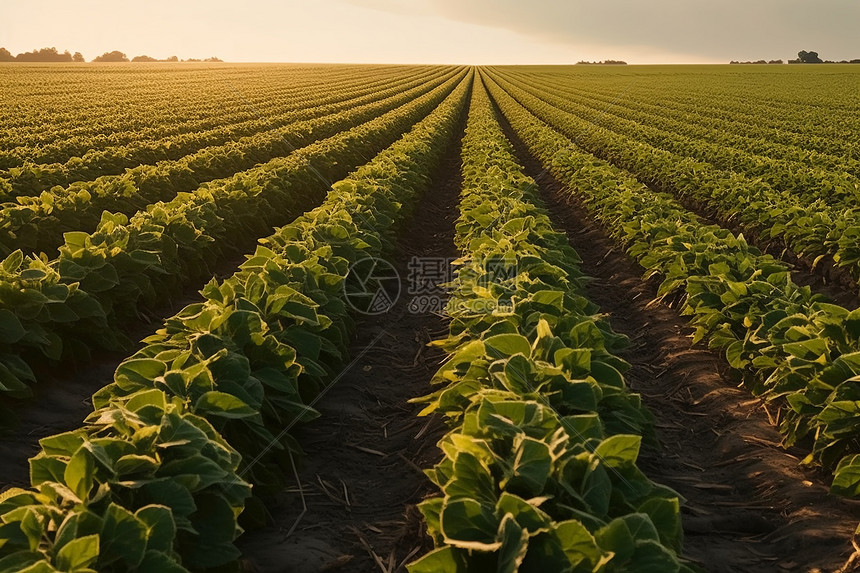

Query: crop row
left=0, top=67, right=450, bottom=194
left=0, top=68, right=462, bottom=258
left=490, top=70, right=860, bottom=207
left=484, top=70, right=860, bottom=295
left=408, top=77, right=691, bottom=572
left=0, top=69, right=472, bottom=573
left=0, top=66, right=388, bottom=163
left=484, top=71, right=860, bottom=498
left=0, top=69, right=467, bottom=401
left=0, top=65, right=416, bottom=149
left=496, top=68, right=860, bottom=182
left=498, top=68, right=859, bottom=162
left=565, top=67, right=860, bottom=137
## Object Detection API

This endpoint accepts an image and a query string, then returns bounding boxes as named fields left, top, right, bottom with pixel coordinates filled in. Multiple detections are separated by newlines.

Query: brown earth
left=236, top=123, right=465, bottom=573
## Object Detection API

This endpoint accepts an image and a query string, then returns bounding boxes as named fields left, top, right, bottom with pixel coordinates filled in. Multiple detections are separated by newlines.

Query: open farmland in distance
left=0, top=62, right=859, bottom=573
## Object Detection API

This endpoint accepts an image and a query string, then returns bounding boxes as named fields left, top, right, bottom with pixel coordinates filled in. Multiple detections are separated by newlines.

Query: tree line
left=576, top=60, right=627, bottom=65
left=731, top=50, right=860, bottom=64
left=0, top=47, right=221, bottom=63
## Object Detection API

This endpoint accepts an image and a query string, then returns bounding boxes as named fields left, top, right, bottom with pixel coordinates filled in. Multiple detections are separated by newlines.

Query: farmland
left=0, top=62, right=859, bottom=572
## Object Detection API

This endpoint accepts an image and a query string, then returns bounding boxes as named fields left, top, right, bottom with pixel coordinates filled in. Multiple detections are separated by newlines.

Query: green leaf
left=483, top=334, right=531, bottom=359
left=63, top=232, right=90, bottom=251
left=638, top=497, right=683, bottom=551
left=505, top=436, right=552, bottom=497
left=553, top=519, right=603, bottom=568
left=158, top=455, right=229, bottom=490
left=140, top=479, right=196, bottom=522
left=99, top=503, right=147, bottom=568
left=555, top=348, right=592, bottom=376
left=0, top=552, right=50, bottom=573
left=1, top=250, right=24, bottom=273
left=595, top=517, right=635, bottom=564
left=0, top=522, right=30, bottom=553
left=406, top=546, right=466, bottom=573
left=55, top=534, right=99, bottom=571
left=443, top=451, right=497, bottom=507
left=137, top=550, right=188, bottom=573
left=499, top=354, right=533, bottom=394
left=622, top=513, right=661, bottom=543
left=64, top=448, right=95, bottom=502
left=29, top=455, right=67, bottom=486
left=129, top=385, right=172, bottom=409
left=135, top=505, right=177, bottom=554
left=832, top=454, right=860, bottom=498
left=625, top=539, right=683, bottom=571
left=0, top=358, right=34, bottom=395
left=45, top=302, right=80, bottom=323
left=529, top=290, right=565, bottom=311
left=846, top=309, right=860, bottom=340
left=114, top=359, right=166, bottom=390
left=19, top=269, right=47, bottom=281
left=53, top=512, right=83, bottom=556
left=439, top=498, right=500, bottom=550
left=593, top=434, right=641, bottom=468
left=0, top=310, right=26, bottom=344
left=194, top=391, right=257, bottom=419
left=496, top=492, right=551, bottom=534
left=496, top=514, right=528, bottom=573
left=39, top=432, right=86, bottom=457
left=182, top=493, right=242, bottom=569
left=114, top=455, right=160, bottom=477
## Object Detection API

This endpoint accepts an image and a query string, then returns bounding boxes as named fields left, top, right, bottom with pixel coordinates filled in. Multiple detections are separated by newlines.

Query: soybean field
left=0, top=62, right=859, bottom=573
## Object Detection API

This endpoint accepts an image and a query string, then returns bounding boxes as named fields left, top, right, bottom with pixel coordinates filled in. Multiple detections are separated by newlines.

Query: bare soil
left=236, top=126, right=464, bottom=573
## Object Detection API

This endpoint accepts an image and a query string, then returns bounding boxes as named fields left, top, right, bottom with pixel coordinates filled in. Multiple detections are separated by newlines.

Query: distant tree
left=576, top=59, right=627, bottom=65
left=165, top=55, right=179, bottom=62
left=797, top=50, right=823, bottom=63
left=15, top=47, right=72, bottom=62
left=0, top=47, right=14, bottom=62
left=92, top=50, right=129, bottom=62
left=768, top=59, right=783, bottom=64
left=72, top=51, right=85, bottom=62
left=851, top=59, right=860, bottom=64
left=131, top=55, right=158, bottom=62
left=204, top=56, right=223, bottom=62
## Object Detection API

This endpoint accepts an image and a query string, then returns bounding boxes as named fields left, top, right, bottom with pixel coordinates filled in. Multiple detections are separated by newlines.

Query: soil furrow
left=236, top=123, right=465, bottom=573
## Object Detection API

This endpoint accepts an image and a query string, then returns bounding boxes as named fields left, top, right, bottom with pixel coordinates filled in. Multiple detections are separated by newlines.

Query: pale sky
left=1, top=0, right=858, bottom=64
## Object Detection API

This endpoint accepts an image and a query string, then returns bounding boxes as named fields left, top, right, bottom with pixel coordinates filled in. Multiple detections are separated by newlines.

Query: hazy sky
left=1, top=0, right=858, bottom=64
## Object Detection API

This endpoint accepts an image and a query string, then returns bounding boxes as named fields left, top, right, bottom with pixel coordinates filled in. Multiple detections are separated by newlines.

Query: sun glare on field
left=0, top=1, right=859, bottom=571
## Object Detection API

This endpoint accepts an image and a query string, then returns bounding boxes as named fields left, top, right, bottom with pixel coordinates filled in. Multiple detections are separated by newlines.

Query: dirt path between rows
left=237, top=127, right=464, bottom=573
left=495, top=108, right=860, bottom=573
